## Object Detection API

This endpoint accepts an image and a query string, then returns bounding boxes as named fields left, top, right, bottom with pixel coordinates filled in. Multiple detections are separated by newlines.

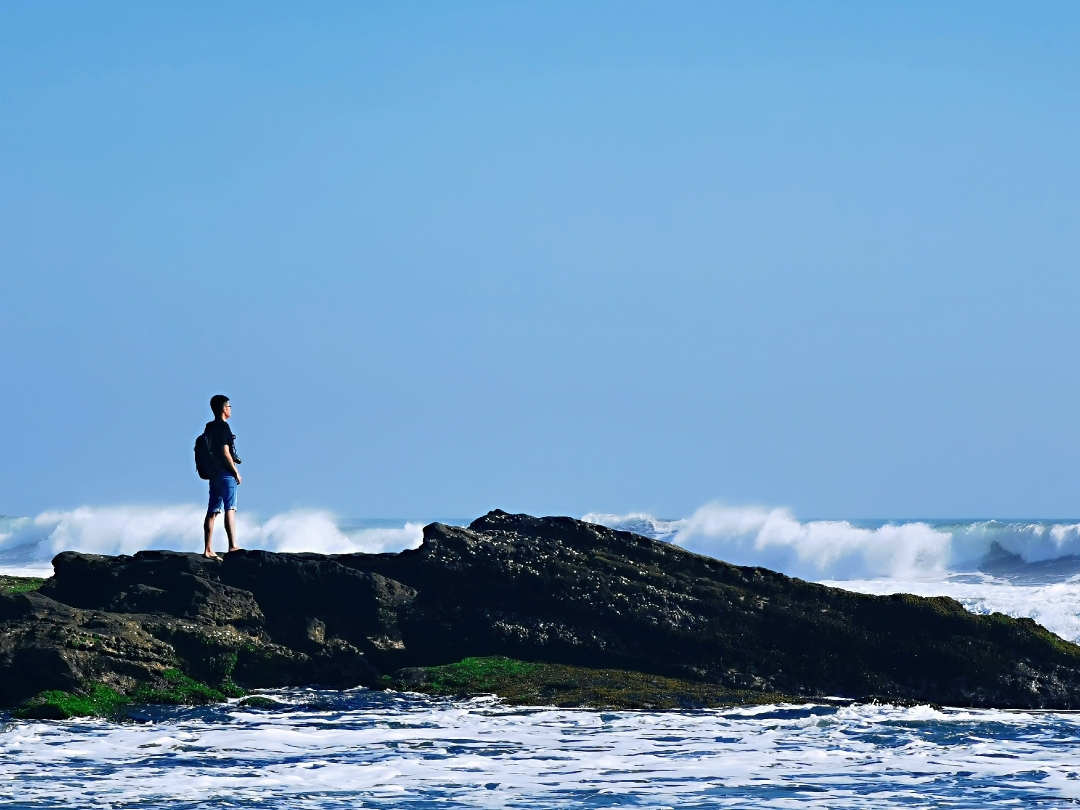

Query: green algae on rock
left=129, top=668, right=244, bottom=705
left=15, top=684, right=130, bottom=720
left=14, top=670, right=245, bottom=719
left=382, top=656, right=794, bottom=709
left=0, top=576, right=44, bottom=595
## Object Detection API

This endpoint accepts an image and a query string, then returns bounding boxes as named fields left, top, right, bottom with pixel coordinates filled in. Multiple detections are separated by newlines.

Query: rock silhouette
left=3, top=511, right=1080, bottom=709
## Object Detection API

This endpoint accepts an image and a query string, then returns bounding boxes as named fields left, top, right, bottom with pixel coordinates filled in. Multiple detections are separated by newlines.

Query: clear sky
left=2, top=2, right=1078, bottom=520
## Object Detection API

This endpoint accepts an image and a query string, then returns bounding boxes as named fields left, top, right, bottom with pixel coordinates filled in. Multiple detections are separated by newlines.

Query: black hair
left=210, top=395, right=230, bottom=418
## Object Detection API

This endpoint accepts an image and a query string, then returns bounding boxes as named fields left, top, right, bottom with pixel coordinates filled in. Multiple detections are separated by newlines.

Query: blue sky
left=1, top=2, right=1079, bottom=520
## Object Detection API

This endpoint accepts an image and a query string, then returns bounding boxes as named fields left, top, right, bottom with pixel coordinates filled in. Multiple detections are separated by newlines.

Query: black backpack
left=194, top=430, right=216, bottom=480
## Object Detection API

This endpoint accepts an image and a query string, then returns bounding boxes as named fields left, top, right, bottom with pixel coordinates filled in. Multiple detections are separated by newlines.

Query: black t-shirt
left=204, top=419, right=240, bottom=474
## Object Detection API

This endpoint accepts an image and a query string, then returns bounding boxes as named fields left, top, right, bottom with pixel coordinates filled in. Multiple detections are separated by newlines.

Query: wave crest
left=584, top=503, right=1080, bottom=581
left=0, top=506, right=424, bottom=569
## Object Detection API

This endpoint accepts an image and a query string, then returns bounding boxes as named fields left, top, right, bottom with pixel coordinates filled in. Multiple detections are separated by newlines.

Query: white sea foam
left=820, top=574, right=1080, bottom=644
left=0, top=506, right=424, bottom=573
left=585, top=503, right=1080, bottom=642
left=586, top=504, right=954, bottom=580
left=2, top=694, right=1078, bottom=808
left=585, top=503, right=1080, bottom=580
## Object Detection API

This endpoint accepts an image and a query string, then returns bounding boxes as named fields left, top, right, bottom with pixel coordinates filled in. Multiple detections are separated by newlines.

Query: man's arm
left=220, top=445, right=242, bottom=484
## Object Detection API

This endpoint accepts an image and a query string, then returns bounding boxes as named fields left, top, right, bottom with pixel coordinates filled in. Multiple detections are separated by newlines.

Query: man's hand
left=222, top=445, right=242, bottom=484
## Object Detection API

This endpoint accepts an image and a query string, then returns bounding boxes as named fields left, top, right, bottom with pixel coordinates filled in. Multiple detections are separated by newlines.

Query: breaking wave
left=584, top=503, right=1080, bottom=581
left=0, top=506, right=424, bottom=573
left=585, top=503, right=1080, bottom=643
left=6, top=501, right=1080, bottom=643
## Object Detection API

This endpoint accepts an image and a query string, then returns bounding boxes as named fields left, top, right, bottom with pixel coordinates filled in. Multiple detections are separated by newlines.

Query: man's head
left=210, top=395, right=231, bottom=419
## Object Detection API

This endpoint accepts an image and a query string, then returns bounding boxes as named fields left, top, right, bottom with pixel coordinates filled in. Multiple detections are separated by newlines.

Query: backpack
left=194, top=430, right=216, bottom=480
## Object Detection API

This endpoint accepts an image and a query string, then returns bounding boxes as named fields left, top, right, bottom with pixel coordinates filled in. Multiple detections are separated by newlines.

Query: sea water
left=3, top=693, right=1080, bottom=808
left=3, top=505, right=1080, bottom=807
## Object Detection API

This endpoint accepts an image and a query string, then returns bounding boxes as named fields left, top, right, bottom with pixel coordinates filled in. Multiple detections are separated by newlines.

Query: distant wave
left=5, top=501, right=1080, bottom=643
left=584, top=503, right=1080, bottom=642
left=584, top=503, right=1080, bottom=581
left=6, top=503, right=1080, bottom=583
left=0, top=506, right=424, bottom=570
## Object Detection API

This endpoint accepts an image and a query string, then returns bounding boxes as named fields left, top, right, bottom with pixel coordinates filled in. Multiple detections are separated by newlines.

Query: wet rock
left=237, top=695, right=287, bottom=710
left=338, top=510, right=1080, bottom=709
left=4, top=511, right=1080, bottom=710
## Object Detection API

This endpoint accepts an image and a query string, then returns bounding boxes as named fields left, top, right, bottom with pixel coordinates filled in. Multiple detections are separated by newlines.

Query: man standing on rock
left=202, top=394, right=243, bottom=560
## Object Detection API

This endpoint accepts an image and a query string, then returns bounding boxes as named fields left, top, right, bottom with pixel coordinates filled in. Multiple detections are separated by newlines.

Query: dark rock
left=4, top=511, right=1080, bottom=710
left=380, top=655, right=796, bottom=710
left=42, top=551, right=264, bottom=626
left=338, top=510, right=1080, bottom=709
left=18, top=701, right=70, bottom=720
left=220, top=550, right=414, bottom=666
left=978, top=541, right=1080, bottom=582
left=238, top=695, right=287, bottom=710
left=0, top=592, right=178, bottom=706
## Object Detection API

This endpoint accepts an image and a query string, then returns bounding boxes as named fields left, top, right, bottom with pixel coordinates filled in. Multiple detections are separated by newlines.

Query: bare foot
left=227, top=547, right=244, bottom=553
left=202, top=551, right=222, bottom=560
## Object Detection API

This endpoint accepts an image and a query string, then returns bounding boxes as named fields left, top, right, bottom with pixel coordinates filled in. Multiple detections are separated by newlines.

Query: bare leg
left=203, top=513, right=222, bottom=559
left=224, top=509, right=242, bottom=552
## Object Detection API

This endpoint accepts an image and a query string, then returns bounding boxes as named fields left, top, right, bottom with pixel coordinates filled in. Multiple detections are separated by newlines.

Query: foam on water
left=2, top=691, right=1079, bottom=808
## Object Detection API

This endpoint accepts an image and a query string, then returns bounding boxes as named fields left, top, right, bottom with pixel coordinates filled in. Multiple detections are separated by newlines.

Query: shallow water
left=3, top=690, right=1080, bottom=809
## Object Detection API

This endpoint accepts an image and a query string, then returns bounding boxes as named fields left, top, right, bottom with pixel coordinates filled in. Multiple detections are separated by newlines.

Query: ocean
left=2, top=503, right=1080, bottom=808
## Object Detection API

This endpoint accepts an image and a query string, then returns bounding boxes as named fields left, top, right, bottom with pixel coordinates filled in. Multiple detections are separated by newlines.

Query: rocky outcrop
left=42, top=550, right=264, bottom=626
left=338, top=511, right=1080, bottom=708
left=3, top=510, right=1080, bottom=709
left=1, top=549, right=413, bottom=706
left=0, top=591, right=176, bottom=707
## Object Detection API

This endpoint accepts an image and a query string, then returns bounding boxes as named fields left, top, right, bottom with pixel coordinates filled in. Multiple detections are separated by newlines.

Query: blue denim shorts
left=207, top=473, right=237, bottom=515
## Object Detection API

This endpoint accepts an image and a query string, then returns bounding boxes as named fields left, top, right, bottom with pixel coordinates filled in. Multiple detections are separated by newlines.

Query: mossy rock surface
left=15, top=684, right=129, bottom=720
left=383, top=656, right=794, bottom=710
left=130, top=668, right=243, bottom=705
left=0, top=575, right=44, bottom=595
left=237, top=695, right=288, bottom=710
left=13, top=670, right=245, bottom=719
